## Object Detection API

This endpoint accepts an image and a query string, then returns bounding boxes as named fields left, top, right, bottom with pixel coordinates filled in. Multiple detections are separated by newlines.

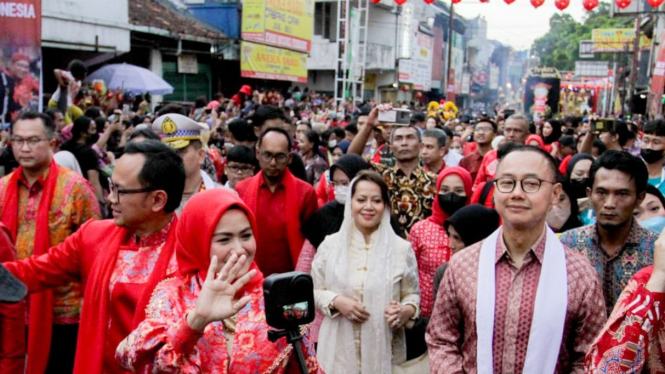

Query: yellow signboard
left=241, top=0, right=313, bottom=52
left=240, top=41, right=308, bottom=83
left=591, top=29, right=652, bottom=52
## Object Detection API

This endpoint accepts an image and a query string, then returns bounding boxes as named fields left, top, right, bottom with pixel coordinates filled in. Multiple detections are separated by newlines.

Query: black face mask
left=438, top=192, right=467, bottom=216
left=641, top=148, right=665, bottom=164
left=570, top=178, right=589, bottom=200
left=87, top=133, right=100, bottom=146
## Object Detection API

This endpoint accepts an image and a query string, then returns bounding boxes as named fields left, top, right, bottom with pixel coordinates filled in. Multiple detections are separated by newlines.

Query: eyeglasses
left=108, top=178, right=158, bottom=202
left=474, top=126, right=494, bottom=133
left=11, top=137, right=50, bottom=148
left=494, top=177, right=556, bottom=194
left=227, top=164, right=254, bottom=174
left=258, top=151, right=289, bottom=164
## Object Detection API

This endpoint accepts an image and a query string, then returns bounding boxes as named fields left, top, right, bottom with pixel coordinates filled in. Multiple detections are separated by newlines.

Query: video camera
left=263, top=271, right=315, bottom=374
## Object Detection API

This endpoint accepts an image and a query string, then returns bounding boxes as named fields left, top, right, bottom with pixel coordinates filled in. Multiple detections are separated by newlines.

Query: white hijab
left=314, top=176, right=404, bottom=374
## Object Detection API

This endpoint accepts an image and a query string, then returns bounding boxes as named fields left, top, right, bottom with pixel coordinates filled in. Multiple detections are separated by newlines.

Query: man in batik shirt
left=0, top=112, right=100, bottom=373
left=348, top=106, right=437, bottom=236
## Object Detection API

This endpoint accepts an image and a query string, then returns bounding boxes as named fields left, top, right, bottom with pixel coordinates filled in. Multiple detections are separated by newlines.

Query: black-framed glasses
left=494, top=177, right=556, bottom=194
left=227, top=164, right=254, bottom=174
left=108, top=178, right=158, bottom=202
left=258, top=151, right=289, bottom=164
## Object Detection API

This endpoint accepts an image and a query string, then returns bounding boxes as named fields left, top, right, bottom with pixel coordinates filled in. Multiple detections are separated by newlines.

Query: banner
left=242, top=0, right=313, bottom=53
left=240, top=41, right=308, bottom=83
left=649, top=33, right=665, bottom=117
left=399, top=29, right=434, bottom=91
left=0, top=0, right=42, bottom=128
left=591, top=29, right=651, bottom=52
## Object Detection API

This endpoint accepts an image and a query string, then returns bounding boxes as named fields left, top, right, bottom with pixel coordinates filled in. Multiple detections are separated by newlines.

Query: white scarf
left=476, top=226, right=568, bottom=374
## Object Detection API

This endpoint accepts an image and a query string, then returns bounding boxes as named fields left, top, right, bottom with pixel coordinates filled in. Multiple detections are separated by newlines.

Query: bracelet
left=328, top=296, right=338, bottom=311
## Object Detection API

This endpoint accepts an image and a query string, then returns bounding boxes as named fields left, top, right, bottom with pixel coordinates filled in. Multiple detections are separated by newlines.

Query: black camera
left=263, top=271, right=315, bottom=330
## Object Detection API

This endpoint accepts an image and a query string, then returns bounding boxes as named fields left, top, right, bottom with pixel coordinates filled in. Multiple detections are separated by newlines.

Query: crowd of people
left=1, top=63, right=665, bottom=373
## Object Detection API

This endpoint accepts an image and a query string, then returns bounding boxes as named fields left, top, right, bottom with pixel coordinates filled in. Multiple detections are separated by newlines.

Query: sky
left=452, top=0, right=590, bottom=50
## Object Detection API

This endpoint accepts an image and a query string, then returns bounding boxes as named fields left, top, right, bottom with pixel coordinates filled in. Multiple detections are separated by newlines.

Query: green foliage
left=531, top=3, right=630, bottom=71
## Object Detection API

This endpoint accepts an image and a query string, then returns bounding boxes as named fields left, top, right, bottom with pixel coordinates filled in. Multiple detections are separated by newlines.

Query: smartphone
left=378, top=109, right=411, bottom=125
left=504, top=109, right=515, bottom=118
left=591, top=119, right=616, bottom=133
left=122, top=104, right=130, bottom=116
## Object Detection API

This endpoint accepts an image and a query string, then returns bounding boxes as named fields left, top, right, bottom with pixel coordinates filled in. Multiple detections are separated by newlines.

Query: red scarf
left=73, top=216, right=178, bottom=374
left=1, top=161, right=59, bottom=374
left=428, top=166, right=473, bottom=226
left=240, top=170, right=306, bottom=268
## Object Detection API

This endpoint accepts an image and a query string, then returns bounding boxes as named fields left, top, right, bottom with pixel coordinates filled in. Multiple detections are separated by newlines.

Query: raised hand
left=186, top=254, right=257, bottom=332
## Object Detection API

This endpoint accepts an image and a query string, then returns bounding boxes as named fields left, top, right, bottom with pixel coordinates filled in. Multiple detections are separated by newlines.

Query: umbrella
left=86, top=63, right=174, bottom=95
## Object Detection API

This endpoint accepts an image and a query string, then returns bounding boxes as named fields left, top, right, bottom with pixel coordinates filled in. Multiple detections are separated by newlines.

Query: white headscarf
left=314, top=175, right=406, bottom=374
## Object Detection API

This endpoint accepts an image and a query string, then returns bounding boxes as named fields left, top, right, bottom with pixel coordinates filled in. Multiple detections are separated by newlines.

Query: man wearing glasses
left=427, top=145, right=605, bottom=373
left=2, top=140, right=185, bottom=374
left=152, top=113, right=227, bottom=215
left=0, top=112, right=100, bottom=373
left=459, top=119, right=497, bottom=182
left=235, top=127, right=317, bottom=277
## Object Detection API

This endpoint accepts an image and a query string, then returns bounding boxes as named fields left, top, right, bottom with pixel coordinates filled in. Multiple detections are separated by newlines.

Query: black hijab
left=565, top=153, right=594, bottom=181
left=444, top=204, right=500, bottom=248
left=301, top=154, right=370, bottom=249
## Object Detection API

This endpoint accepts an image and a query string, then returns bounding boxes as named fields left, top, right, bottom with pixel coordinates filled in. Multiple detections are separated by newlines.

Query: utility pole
left=628, top=15, right=641, bottom=115
left=445, top=3, right=454, bottom=101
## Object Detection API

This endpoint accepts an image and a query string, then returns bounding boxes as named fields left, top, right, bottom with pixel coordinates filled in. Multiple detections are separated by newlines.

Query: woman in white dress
left=312, top=170, right=420, bottom=374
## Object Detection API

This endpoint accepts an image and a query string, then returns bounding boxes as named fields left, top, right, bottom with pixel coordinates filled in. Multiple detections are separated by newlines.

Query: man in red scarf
left=2, top=140, right=186, bottom=374
left=235, top=127, right=317, bottom=276
left=0, top=112, right=100, bottom=374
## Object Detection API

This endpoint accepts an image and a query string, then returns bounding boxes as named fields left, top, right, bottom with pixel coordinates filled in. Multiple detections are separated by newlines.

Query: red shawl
left=73, top=215, right=178, bottom=374
left=239, top=169, right=306, bottom=269
left=526, top=134, right=546, bottom=149
left=1, top=161, right=59, bottom=374
left=428, top=166, right=473, bottom=226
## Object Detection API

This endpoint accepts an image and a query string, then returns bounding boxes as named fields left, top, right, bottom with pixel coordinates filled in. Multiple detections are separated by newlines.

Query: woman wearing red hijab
left=116, top=189, right=322, bottom=373
left=407, top=166, right=472, bottom=319
left=525, top=134, right=546, bottom=149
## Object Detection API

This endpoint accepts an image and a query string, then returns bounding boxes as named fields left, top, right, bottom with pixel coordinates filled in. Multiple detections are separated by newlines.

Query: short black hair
left=423, top=128, right=447, bottom=147
left=226, top=145, right=257, bottom=165
left=44, top=108, right=62, bottom=121
left=609, top=122, right=632, bottom=147
left=123, top=140, right=185, bottom=213
left=643, top=119, right=665, bottom=137
left=68, top=60, right=87, bottom=80
left=498, top=144, right=559, bottom=181
left=589, top=150, right=648, bottom=195
left=645, top=184, right=665, bottom=211
left=251, top=105, right=288, bottom=129
left=84, top=107, right=103, bottom=120
left=128, top=127, right=160, bottom=142
left=258, top=127, right=293, bottom=151
left=94, top=116, right=107, bottom=133
left=14, top=112, right=56, bottom=139
left=157, top=104, right=185, bottom=117
left=331, top=128, right=345, bottom=139
left=344, top=123, right=358, bottom=136
left=441, top=126, right=454, bottom=139
left=71, top=115, right=93, bottom=140
left=228, top=119, right=257, bottom=143
left=592, top=138, right=607, bottom=156
left=476, top=119, right=498, bottom=133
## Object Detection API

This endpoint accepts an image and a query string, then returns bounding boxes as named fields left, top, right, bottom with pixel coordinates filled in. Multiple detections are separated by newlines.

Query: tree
left=532, top=3, right=630, bottom=71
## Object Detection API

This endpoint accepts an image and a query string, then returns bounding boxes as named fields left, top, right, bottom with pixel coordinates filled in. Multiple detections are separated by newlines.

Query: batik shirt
left=116, top=274, right=322, bottom=374
left=560, top=221, right=656, bottom=315
left=371, top=163, right=437, bottom=236
left=585, top=266, right=665, bottom=374
left=0, top=166, right=100, bottom=323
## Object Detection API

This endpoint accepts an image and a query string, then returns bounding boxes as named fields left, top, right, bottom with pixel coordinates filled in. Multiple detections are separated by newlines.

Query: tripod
left=268, top=328, right=308, bottom=374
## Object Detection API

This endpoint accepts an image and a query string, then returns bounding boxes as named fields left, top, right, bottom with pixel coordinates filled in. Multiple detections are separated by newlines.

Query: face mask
left=641, top=148, right=665, bottom=164
left=450, top=148, right=462, bottom=155
left=570, top=178, right=589, bottom=200
left=87, top=133, right=100, bottom=145
left=546, top=205, right=571, bottom=231
left=334, top=185, right=349, bottom=204
left=438, top=192, right=466, bottom=216
left=328, top=139, right=337, bottom=149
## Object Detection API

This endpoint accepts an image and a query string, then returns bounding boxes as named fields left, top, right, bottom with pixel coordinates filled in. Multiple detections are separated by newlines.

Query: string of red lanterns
left=371, top=0, right=664, bottom=10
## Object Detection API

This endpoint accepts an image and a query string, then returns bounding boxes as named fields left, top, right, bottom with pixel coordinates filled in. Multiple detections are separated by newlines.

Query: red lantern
left=615, top=0, right=631, bottom=8
left=452, top=0, right=462, bottom=3
left=394, top=0, right=407, bottom=4
left=583, top=0, right=598, bottom=10
left=415, top=91, right=423, bottom=99
left=371, top=0, right=380, bottom=3
left=648, top=0, right=665, bottom=7
left=504, top=0, right=516, bottom=4
left=400, top=85, right=410, bottom=92
left=530, top=0, right=545, bottom=8
left=555, top=0, right=569, bottom=9
left=423, top=0, right=436, bottom=3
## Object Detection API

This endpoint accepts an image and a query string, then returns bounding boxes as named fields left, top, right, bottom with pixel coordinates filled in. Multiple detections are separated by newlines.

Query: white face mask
left=328, top=139, right=337, bottom=148
left=546, top=205, right=571, bottom=231
left=450, top=148, right=462, bottom=155
left=334, top=185, right=349, bottom=204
